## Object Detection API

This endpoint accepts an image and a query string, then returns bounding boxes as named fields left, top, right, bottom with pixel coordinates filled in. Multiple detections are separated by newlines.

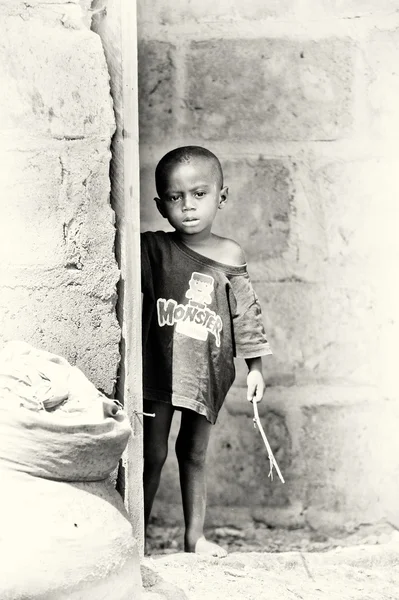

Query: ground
left=142, top=522, right=399, bottom=599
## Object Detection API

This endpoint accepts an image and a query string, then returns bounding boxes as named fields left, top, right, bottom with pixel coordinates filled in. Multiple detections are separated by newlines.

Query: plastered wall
left=0, top=0, right=120, bottom=394
left=137, top=1, right=399, bottom=531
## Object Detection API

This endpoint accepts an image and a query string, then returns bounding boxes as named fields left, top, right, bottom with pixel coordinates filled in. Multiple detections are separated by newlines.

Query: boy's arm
left=245, top=356, right=265, bottom=403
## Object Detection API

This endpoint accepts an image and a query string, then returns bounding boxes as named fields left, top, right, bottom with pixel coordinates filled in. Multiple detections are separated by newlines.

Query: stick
left=252, top=401, right=285, bottom=483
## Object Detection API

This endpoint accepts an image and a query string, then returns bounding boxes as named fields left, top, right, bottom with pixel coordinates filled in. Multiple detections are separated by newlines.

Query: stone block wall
left=0, top=0, right=119, bottom=393
left=138, top=1, right=399, bottom=530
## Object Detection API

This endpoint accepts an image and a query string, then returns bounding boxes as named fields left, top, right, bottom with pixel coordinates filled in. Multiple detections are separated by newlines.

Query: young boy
left=141, top=146, right=272, bottom=557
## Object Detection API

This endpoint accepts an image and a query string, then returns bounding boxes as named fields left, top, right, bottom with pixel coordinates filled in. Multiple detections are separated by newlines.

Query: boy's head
left=155, top=146, right=223, bottom=196
left=154, top=146, right=228, bottom=236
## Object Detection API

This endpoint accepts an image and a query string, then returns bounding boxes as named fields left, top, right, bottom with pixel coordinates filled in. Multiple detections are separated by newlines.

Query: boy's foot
left=187, top=536, right=227, bottom=558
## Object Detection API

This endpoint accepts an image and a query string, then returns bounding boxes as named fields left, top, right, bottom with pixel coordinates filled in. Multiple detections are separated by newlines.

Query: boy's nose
left=182, top=195, right=195, bottom=210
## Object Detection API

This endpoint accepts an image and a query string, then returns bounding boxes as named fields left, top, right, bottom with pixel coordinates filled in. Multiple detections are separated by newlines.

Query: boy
left=141, top=146, right=272, bottom=557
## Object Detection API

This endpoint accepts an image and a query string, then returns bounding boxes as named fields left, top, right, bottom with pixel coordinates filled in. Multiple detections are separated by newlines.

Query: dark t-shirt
left=141, top=231, right=272, bottom=423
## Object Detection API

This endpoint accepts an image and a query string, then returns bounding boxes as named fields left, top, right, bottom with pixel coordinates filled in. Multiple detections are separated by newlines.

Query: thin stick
left=252, top=401, right=285, bottom=483
left=132, top=410, right=155, bottom=428
left=133, top=410, right=155, bottom=418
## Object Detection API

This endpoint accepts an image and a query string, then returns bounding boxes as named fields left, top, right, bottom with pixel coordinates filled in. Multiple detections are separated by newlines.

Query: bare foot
left=191, top=536, right=227, bottom=558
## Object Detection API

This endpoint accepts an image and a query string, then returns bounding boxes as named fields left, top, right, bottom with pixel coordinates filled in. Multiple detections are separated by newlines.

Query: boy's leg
left=175, top=408, right=227, bottom=557
left=143, top=399, right=174, bottom=530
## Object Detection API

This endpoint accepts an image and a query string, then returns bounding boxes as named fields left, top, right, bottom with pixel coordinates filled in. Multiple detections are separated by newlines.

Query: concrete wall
left=0, top=0, right=120, bottom=394
left=137, top=1, right=399, bottom=531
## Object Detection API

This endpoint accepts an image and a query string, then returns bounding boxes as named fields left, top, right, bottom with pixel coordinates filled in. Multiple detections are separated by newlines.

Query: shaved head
left=155, top=146, right=224, bottom=196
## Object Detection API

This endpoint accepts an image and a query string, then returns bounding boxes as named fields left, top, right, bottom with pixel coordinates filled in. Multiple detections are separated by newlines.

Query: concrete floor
left=142, top=524, right=399, bottom=600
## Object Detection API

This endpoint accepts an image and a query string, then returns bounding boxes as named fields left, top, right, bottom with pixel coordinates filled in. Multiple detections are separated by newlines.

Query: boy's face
left=155, top=157, right=228, bottom=238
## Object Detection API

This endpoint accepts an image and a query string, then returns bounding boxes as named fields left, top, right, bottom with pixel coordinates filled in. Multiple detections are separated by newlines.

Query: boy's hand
left=246, top=369, right=265, bottom=403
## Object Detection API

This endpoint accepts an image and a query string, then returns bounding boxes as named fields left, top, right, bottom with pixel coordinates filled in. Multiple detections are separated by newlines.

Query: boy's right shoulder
left=141, top=230, right=170, bottom=246
left=141, top=231, right=176, bottom=262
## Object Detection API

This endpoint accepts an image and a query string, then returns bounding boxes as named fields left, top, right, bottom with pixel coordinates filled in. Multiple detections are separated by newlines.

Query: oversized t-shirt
left=141, top=231, right=272, bottom=424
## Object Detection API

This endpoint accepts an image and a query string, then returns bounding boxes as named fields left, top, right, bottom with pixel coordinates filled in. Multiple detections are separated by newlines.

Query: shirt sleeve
left=229, top=271, right=272, bottom=359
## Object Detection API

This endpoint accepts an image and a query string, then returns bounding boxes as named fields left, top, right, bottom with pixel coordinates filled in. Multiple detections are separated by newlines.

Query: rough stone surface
left=0, top=16, right=114, bottom=139
left=137, top=0, right=399, bottom=24
left=314, top=0, right=399, bottom=17
left=299, top=400, right=399, bottom=526
left=186, top=38, right=354, bottom=141
left=0, top=1, right=89, bottom=22
left=0, top=141, right=116, bottom=269
left=0, top=0, right=84, bottom=4
left=0, top=4, right=120, bottom=394
left=213, top=157, right=293, bottom=261
left=138, top=0, right=300, bottom=24
left=138, top=41, right=176, bottom=142
left=227, top=282, right=377, bottom=387
left=366, top=29, right=399, bottom=139
left=301, top=151, right=399, bottom=353
left=142, top=563, right=188, bottom=600
left=142, top=540, right=399, bottom=600
left=311, top=157, right=390, bottom=271
left=0, top=285, right=119, bottom=394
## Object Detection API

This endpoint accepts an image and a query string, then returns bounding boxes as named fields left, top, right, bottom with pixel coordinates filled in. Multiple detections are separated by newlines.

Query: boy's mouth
left=182, top=217, right=200, bottom=224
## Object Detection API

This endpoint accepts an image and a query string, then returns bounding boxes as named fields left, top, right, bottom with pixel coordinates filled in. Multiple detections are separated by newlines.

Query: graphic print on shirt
left=157, top=272, right=223, bottom=347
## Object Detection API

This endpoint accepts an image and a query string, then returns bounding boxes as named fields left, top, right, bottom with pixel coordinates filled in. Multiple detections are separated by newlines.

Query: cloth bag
left=0, top=341, right=141, bottom=600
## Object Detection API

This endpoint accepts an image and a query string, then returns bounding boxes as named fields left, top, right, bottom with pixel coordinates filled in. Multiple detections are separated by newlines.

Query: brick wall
left=138, top=1, right=399, bottom=531
left=0, top=0, right=120, bottom=393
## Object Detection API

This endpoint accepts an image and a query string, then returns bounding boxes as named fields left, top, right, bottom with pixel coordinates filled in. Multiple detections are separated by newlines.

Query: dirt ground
left=142, top=522, right=399, bottom=599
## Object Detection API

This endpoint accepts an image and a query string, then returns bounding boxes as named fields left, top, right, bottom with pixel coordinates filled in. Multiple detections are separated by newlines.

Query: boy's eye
left=195, top=191, right=206, bottom=198
left=168, top=195, right=181, bottom=202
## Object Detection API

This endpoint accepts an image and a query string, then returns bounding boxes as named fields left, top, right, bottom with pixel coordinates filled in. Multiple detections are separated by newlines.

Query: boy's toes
left=194, top=536, right=227, bottom=558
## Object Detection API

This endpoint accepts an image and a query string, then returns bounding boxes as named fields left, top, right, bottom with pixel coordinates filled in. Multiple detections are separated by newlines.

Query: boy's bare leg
left=143, top=399, right=175, bottom=531
left=176, top=409, right=227, bottom=558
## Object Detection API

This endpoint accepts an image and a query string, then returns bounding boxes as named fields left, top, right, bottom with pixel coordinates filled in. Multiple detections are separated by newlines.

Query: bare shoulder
left=213, top=235, right=246, bottom=266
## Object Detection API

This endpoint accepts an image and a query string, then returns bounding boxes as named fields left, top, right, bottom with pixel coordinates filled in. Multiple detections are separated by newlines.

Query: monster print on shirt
left=156, top=272, right=223, bottom=347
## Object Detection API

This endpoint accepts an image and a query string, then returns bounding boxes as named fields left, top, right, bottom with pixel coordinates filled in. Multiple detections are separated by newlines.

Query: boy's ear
left=218, top=186, right=229, bottom=210
left=154, top=197, right=167, bottom=218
